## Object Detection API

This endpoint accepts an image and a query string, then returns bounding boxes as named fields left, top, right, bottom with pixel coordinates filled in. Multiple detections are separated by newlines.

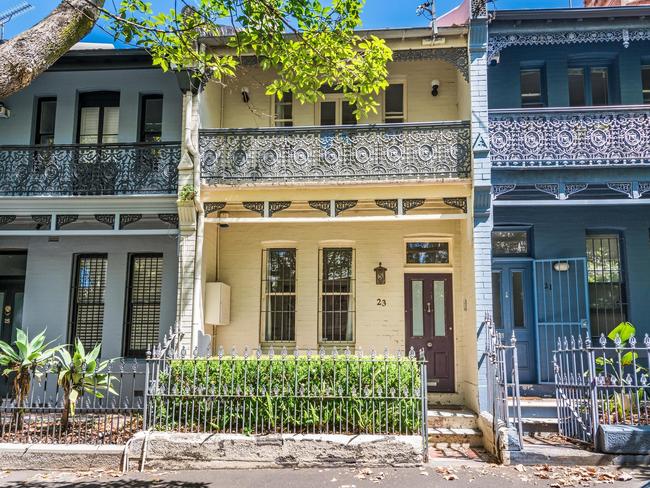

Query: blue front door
left=492, top=261, right=536, bottom=384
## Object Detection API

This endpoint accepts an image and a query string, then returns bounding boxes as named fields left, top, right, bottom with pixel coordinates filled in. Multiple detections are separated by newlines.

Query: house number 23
left=376, top=298, right=387, bottom=307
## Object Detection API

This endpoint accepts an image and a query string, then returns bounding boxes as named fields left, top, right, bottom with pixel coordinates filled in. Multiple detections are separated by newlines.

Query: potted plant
left=177, top=184, right=197, bottom=227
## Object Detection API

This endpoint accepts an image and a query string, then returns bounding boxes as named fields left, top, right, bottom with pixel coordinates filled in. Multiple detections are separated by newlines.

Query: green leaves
left=608, top=322, right=636, bottom=345
left=108, top=0, right=391, bottom=120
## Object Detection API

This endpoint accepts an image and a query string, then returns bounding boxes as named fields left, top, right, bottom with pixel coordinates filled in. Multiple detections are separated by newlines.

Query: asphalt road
left=0, top=463, right=648, bottom=488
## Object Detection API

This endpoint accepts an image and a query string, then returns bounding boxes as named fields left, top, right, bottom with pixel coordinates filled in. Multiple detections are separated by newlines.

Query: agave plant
left=56, top=339, right=117, bottom=431
left=0, top=329, right=62, bottom=428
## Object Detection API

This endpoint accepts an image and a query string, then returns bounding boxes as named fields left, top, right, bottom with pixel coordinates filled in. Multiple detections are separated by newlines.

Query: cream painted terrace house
left=175, top=6, right=487, bottom=410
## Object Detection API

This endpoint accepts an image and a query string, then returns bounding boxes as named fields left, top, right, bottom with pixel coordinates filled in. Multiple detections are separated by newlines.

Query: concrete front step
left=428, top=427, right=483, bottom=447
left=521, top=417, right=559, bottom=434
left=520, top=397, right=558, bottom=419
left=427, top=408, right=478, bottom=429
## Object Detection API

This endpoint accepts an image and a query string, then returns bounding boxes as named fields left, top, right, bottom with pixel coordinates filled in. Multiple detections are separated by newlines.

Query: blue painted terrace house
left=0, top=46, right=182, bottom=371
left=487, top=5, right=650, bottom=384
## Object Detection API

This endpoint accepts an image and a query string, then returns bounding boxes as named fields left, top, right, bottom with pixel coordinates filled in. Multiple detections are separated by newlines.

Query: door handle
left=426, top=302, right=431, bottom=313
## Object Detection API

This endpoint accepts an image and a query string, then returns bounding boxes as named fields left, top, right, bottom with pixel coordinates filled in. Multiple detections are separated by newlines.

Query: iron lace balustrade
left=490, top=106, right=650, bottom=168
left=200, top=122, right=471, bottom=184
left=0, top=142, right=180, bottom=196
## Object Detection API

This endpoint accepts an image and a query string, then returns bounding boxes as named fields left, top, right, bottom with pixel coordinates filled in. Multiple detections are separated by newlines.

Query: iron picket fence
left=0, top=359, right=146, bottom=444
left=485, top=314, right=524, bottom=449
left=144, top=343, right=429, bottom=457
left=553, top=333, right=650, bottom=447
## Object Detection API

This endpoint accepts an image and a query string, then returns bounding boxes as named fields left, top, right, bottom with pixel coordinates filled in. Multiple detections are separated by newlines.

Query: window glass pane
left=125, top=254, right=163, bottom=356
left=586, top=234, right=627, bottom=337
left=385, top=83, right=404, bottom=122
left=70, top=254, right=107, bottom=350
left=568, top=68, right=586, bottom=106
left=275, top=92, right=293, bottom=127
left=321, top=248, right=354, bottom=342
left=141, top=97, right=163, bottom=142
left=491, top=230, right=529, bottom=257
left=433, top=280, right=446, bottom=337
left=492, top=272, right=503, bottom=329
left=406, top=242, right=449, bottom=264
left=79, top=107, right=100, bottom=144
left=590, top=67, right=609, bottom=105
left=642, top=66, right=650, bottom=104
left=411, top=280, right=424, bottom=337
left=13, top=292, right=23, bottom=331
left=341, top=101, right=357, bottom=125
left=320, top=101, right=336, bottom=125
left=520, top=69, right=543, bottom=107
left=0, top=254, right=27, bottom=276
left=512, top=271, right=525, bottom=328
left=37, top=99, right=57, bottom=145
left=263, top=249, right=296, bottom=342
left=102, top=106, right=120, bottom=143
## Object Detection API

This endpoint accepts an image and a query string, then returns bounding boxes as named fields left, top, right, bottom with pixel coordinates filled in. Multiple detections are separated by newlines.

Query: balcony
left=0, top=142, right=180, bottom=196
left=199, top=122, right=471, bottom=184
left=489, top=106, right=650, bottom=169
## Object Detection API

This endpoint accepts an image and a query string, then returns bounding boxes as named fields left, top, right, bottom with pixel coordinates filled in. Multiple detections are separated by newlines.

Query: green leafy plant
left=594, top=322, right=647, bottom=421
left=56, top=339, right=117, bottom=431
left=178, top=184, right=196, bottom=202
left=0, top=329, right=62, bottom=428
left=150, top=355, right=422, bottom=435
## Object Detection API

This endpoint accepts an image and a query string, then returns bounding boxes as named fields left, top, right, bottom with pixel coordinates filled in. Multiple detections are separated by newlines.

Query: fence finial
left=599, top=333, right=607, bottom=347
left=510, top=331, right=517, bottom=346
left=584, top=336, right=591, bottom=348
left=408, top=346, right=415, bottom=359
left=570, top=335, right=575, bottom=350
left=269, top=346, right=275, bottom=359
left=645, top=334, right=650, bottom=349
left=629, top=335, right=637, bottom=348
left=614, top=334, right=622, bottom=348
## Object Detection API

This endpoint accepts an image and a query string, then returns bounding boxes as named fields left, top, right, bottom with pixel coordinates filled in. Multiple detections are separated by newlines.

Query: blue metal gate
left=533, top=258, right=590, bottom=383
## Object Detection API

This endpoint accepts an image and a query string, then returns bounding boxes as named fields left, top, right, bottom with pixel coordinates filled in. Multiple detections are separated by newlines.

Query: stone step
left=521, top=417, right=559, bottom=434
left=427, top=408, right=478, bottom=429
left=520, top=397, right=558, bottom=419
left=428, top=427, right=483, bottom=447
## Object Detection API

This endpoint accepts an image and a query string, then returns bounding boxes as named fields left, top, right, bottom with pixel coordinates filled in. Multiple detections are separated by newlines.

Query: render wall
left=0, top=235, right=178, bottom=358
left=0, top=69, right=183, bottom=145
left=207, top=219, right=478, bottom=404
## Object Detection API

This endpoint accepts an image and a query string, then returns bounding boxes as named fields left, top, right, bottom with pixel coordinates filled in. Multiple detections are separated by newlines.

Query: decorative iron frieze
left=0, top=142, right=180, bottom=196
left=120, top=214, right=142, bottom=229
left=639, top=182, right=650, bottom=197
left=269, top=201, right=291, bottom=216
left=203, top=202, right=226, bottom=216
left=490, top=108, right=650, bottom=168
left=31, top=215, right=51, bottom=229
left=309, top=200, right=331, bottom=215
left=375, top=199, right=399, bottom=215
left=158, top=213, right=179, bottom=227
left=607, top=182, right=633, bottom=198
left=488, top=28, right=650, bottom=63
left=335, top=200, right=357, bottom=216
left=534, top=184, right=560, bottom=199
left=243, top=201, right=265, bottom=216
left=392, top=48, right=469, bottom=82
left=565, top=184, right=588, bottom=198
left=56, top=215, right=78, bottom=230
left=471, top=0, right=487, bottom=19
left=443, top=197, right=467, bottom=213
left=402, top=199, right=425, bottom=213
left=0, top=215, right=16, bottom=227
left=200, top=122, right=471, bottom=184
left=492, top=185, right=516, bottom=198
left=94, top=214, right=115, bottom=228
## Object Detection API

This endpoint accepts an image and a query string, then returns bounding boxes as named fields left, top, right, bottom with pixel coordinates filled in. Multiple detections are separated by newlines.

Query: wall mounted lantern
left=553, top=261, right=570, bottom=272
left=374, top=262, right=387, bottom=285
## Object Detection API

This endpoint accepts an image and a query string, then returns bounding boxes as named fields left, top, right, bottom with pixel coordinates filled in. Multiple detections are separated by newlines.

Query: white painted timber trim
left=205, top=213, right=466, bottom=224
left=0, top=229, right=179, bottom=237
left=0, top=195, right=177, bottom=214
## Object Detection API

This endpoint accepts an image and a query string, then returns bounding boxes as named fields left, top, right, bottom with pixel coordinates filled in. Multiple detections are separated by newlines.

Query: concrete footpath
left=0, top=463, right=646, bottom=488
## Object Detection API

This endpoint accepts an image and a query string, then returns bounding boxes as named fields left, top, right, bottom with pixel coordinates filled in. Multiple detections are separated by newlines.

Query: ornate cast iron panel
left=403, top=199, right=425, bottom=213
left=243, top=202, right=265, bottom=216
left=0, top=215, right=16, bottom=227
left=94, top=214, right=115, bottom=228
left=335, top=200, right=357, bottom=216
left=443, top=197, right=468, bottom=213
left=120, top=214, right=142, bottom=229
left=56, top=215, right=78, bottom=230
left=0, top=142, right=180, bottom=196
left=375, top=199, right=399, bottom=214
left=490, top=108, right=650, bottom=168
left=200, top=122, right=471, bottom=184
left=269, top=201, right=291, bottom=216
left=203, top=202, right=226, bottom=216
left=32, top=215, right=51, bottom=229
left=471, top=0, right=487, bottom=19
left=158, top=214, right=179, bottom=227
left=309, top=200, right=331, bottom=215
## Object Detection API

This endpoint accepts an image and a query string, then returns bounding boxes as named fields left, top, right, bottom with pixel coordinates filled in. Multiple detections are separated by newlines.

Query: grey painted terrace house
left=0, top=46, right=183, bottom=369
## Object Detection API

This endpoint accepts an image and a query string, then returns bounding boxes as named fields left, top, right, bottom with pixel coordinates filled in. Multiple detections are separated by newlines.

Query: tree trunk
left=0, top=0, right=105, bottom=99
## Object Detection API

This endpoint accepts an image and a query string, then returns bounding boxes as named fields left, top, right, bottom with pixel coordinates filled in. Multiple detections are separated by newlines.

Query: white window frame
left=383, top=78, right=407, bottom=123
left=318, top=245, right=356, bottom=345
left=271, top=93, right=293, bottom=127
left=315, top=94, right=357, bottom=126
left=260, top=245, right=297, bottom=345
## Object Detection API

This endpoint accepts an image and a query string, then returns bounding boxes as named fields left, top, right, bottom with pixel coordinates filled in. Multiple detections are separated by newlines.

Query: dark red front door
left=404, top=274, right=454, bottom=393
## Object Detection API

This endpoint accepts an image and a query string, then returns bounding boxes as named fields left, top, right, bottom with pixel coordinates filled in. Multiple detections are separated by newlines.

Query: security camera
left=241, top=87, right=250, bottom=103
left=431, top=80, right=440, bottom=97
